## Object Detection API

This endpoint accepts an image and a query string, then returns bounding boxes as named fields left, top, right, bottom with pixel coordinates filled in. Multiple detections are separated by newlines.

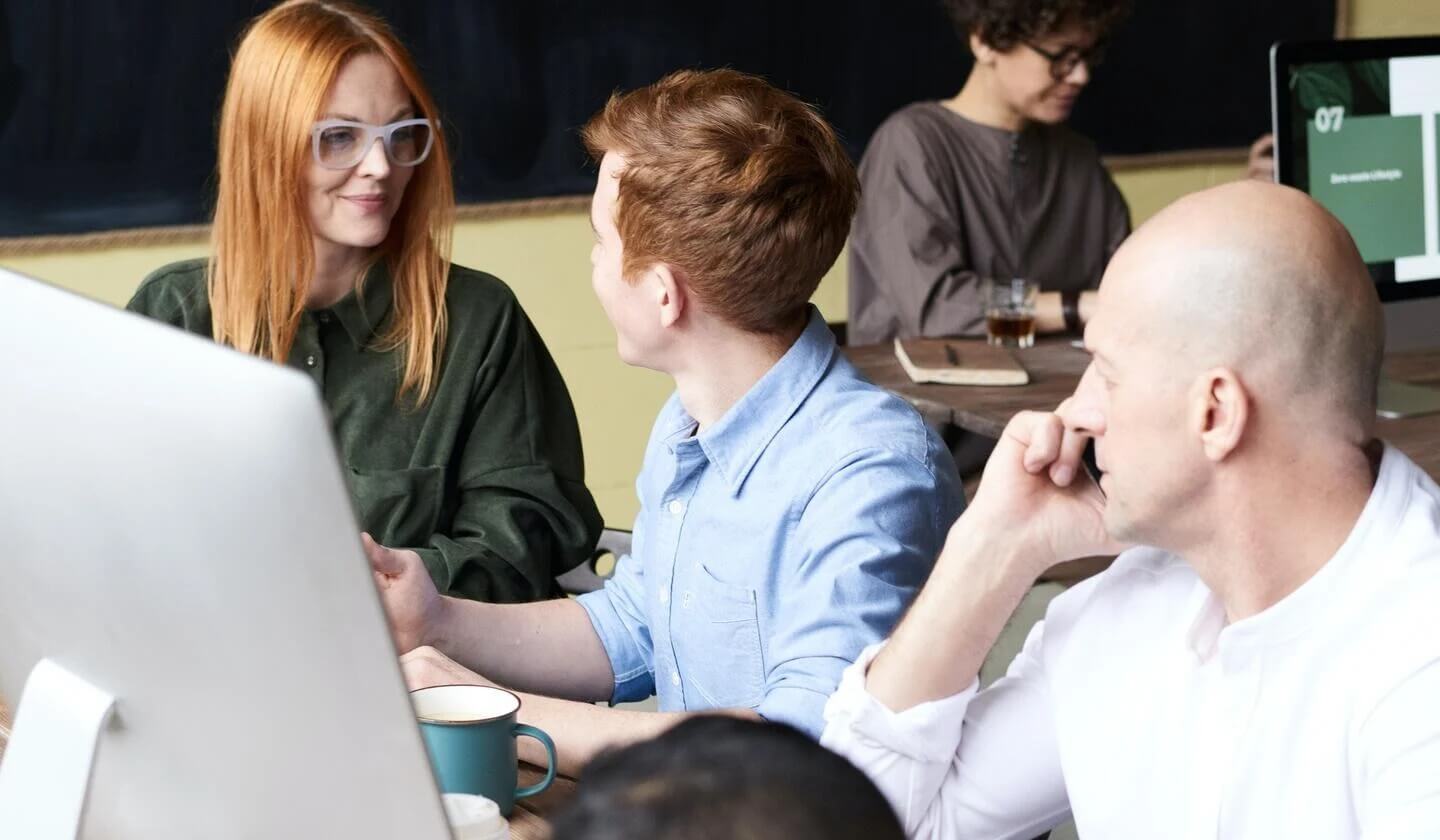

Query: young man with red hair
left=366, top=69, right=963, bottom=775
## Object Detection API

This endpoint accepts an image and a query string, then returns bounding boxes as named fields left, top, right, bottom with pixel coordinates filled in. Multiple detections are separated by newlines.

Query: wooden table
left=1378, top=351, right=1440, bottom=478
left=846, top=339, right=1440, bottom=480
left=511, top=764, right=573, bottom=839
left=847, top=339, right=1091, bottom=439
left=0, top=698, right=563, bottom=838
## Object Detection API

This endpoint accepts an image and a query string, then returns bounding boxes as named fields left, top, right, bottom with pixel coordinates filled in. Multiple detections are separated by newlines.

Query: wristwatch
left=1062, top=289, right=1082, bottom=335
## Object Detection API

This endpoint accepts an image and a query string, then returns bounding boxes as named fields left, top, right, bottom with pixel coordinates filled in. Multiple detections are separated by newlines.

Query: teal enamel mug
left=411, top=684, right=557, bottom=817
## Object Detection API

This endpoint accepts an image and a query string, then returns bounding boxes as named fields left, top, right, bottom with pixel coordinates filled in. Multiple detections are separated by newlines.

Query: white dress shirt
left=822, top=445, right=1440, bottom=839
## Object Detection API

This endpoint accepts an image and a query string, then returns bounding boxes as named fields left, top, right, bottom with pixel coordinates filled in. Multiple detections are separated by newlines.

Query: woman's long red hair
left=211, top=0, right=454, bottom=402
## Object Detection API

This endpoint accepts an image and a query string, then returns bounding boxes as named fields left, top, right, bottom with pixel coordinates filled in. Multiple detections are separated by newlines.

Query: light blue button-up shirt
left=577, top=309, right=964, bottom=738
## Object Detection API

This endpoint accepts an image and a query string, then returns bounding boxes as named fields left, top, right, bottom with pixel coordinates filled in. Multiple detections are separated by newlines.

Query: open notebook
left=893, top=337, right=1029, bottom=386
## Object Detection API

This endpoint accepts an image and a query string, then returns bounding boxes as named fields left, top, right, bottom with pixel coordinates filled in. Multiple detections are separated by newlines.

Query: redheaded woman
left=128, top=1, right=600, bottom=602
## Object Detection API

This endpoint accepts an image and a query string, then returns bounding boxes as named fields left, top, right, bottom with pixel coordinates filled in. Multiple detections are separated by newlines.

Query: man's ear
left=1192, top=367, right=1249, bottom=462
left=650, top=263, right=686, bottom=329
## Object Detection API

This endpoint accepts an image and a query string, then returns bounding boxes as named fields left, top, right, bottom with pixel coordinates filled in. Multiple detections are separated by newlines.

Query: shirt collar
left=933, top=102, right=1039, bottom=167
left=666, top=307, right=836, bottom=495
left=322, top=261, right=394, bottom=348
left=1185, top=443, right=1407, bottom=660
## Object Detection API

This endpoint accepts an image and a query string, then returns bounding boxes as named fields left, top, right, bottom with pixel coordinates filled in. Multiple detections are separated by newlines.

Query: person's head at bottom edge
left=547, top=716, right=904, bottom=840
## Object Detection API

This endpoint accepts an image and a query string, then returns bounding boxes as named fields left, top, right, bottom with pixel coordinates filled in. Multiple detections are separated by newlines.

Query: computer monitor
left=0, top=269, right=451, bottom=839
left=1270, top=36, right=1440, bottom=417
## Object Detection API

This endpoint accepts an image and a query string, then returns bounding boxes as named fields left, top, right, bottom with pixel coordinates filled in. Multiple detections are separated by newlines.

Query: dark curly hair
left=548, top=718, right=905, bottom=840
left=944, top=0, right=1133, bottom=50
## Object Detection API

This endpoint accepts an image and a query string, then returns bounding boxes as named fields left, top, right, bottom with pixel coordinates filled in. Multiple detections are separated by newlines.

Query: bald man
left=822, top=182, right=1440, bottom=838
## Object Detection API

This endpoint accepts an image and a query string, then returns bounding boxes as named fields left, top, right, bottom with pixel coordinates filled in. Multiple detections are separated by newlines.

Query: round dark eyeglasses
left=1024, top=40, right=1109, bottom=80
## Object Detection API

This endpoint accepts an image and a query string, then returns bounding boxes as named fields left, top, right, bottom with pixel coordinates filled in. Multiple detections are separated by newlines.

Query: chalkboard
left=0, top=1, right=1335, bottom=238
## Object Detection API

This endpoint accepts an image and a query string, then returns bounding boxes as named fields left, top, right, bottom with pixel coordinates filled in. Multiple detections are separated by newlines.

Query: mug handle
left=513, top=724, right=557, bottom=800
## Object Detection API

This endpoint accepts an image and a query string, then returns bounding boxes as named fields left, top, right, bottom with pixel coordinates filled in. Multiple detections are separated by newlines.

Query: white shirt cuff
left=822, top=641, right=978, bottom=764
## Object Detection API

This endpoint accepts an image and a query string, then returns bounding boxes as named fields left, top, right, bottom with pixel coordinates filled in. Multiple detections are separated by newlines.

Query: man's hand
left=364, top=532, right=445, bottom=654
left=400, top=645, right=495, bottom=691
left=863, top=383, right=1128, bottom=712
left=955, top=396, right=1125, bottom=578
left=1247, top=133, right=1275, bottom=182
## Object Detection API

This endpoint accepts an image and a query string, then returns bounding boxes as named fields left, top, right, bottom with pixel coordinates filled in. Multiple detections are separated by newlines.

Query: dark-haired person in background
left=848, top=0, right=1133, bottom=348
left=548, top=717, right=906, bottom=840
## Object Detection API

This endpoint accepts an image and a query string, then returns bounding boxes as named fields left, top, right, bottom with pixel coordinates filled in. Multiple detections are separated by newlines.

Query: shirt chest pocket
left=676, top=562, right=766, bottom=710
left=347, top=465, right=447, bottom=548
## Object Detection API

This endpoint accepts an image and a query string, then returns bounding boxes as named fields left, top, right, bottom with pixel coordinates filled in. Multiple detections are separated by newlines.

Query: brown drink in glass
left=983, top=278, right=1038, bottom=348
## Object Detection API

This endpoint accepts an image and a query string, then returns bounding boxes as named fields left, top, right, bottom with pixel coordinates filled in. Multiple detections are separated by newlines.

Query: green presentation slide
left=1308, top=114, right=1425, bottom=263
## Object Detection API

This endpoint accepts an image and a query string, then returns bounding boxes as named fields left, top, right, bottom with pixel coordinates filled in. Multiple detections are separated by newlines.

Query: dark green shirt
left=128, top=259, right=601, bottom=603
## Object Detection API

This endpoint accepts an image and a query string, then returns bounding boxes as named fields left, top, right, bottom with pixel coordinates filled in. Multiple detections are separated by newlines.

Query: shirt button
left=670, top=671, right=681, bottom=686
left=305, top=355, right=316, bottom=367
left=318, top=312, right=330, bottom=324
left=658, top=589, right=669, bottom=604
left=667, top=499, right=685, bottom=516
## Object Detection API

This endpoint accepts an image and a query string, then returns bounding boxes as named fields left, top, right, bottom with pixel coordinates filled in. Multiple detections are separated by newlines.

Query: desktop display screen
left=1272, top=36, right=1440, bottom=302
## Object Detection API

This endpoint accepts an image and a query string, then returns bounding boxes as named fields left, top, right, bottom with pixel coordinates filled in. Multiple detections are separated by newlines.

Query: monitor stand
left=0, top=659, right=116, bottom=840
left=1378, top=377, right=1440, bottom=419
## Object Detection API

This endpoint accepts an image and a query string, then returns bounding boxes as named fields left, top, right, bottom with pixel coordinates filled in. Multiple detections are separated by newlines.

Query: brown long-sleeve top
left=847, top=102, right=1131, bottom=345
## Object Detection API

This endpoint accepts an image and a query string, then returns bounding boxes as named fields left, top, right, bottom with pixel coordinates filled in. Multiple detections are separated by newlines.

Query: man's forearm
left=431, top=597, right=615, bottom=703
left=1035, top=291, right=1066, bottom=333
left=866, top=523, right=1041, bottom=712
left=511, top=693, right=760, bottom=777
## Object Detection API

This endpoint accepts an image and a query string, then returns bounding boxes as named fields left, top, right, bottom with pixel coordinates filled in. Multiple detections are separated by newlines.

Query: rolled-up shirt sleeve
left=413, top=291, right=602, bottom=603
left=758, top=446, right=960, bottom=738
left=822, top=624, right=1069, bottom=839
left=576, top=551, right=656, bottom=704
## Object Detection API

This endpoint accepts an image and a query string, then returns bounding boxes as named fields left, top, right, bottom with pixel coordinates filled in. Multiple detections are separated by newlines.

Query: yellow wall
left=1, top=213, right=849, bottom=527
left=4, top=0, right=1436, bottom=526
left=1350, top=0, right=1440, bottom=37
